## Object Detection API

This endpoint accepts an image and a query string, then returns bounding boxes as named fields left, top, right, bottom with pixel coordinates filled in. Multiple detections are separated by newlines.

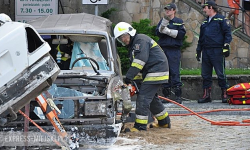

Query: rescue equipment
left=159, top=96, right=250, bottom=126
left=35, top=94, right=67, bottom=138
left=128, top=81, right=139, bottom=97
left=227, top=83, right=250, bottom=105
left=19, top=93, right=73, bottom=149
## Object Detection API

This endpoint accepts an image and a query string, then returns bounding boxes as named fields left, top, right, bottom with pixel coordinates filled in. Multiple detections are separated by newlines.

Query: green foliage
left=181, top=35, right=192, bottom=52
left=223, top=69, right=250, bottom=75
left=101, top=8, right=117, bottom=19
left=117, top=19, right=191, bottom=75
left=117, top=47, right=130, bottom=75
left=180, top=68, right=250, bottom=75
left=131, top=19, right=159, bottom=42
left=117, top=19, right=159, bottom=74
left=180, top=68, right=201, bottom=75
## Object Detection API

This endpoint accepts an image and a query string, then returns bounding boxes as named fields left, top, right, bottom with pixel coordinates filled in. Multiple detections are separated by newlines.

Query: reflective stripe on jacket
left=126, top=34, right=169, bottom=84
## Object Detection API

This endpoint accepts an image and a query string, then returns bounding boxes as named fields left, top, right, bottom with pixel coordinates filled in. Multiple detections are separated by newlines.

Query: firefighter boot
left=151, top=115, right=171, bottom=128
left=124, top=127, right=139, bottom=133
left=198, top=88, right=212, bottom=103
left=221, top=89, right=228, bottom=103
left=124, top=122, right=147, bottom=133
left=174, top=86, right=182, bottom=104
left=162, top=87, right=171, bottom=103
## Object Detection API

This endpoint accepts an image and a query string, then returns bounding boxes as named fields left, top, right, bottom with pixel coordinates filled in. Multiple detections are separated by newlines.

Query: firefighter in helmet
left=114, top=22, right=171, bottom=132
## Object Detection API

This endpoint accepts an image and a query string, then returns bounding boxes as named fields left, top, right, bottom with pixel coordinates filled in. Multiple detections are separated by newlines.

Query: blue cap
left=202, top=1, right=217, bottom=8
left=164, top=3, right=176, bottom=10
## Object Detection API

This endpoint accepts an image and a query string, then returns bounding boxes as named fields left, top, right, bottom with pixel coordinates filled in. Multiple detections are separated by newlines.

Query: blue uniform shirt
left=197, top=13, right=232, bottom=51
left=156, top=17, right=186, bottom=48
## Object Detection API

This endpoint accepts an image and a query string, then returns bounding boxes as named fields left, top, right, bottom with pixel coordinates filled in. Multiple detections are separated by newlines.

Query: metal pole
left=95, top=4, right=98, bottom=16
left=24, top=103, right=30, bottom=149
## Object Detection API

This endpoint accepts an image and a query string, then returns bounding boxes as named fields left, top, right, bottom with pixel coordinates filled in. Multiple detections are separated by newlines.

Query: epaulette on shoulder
left=202, top=20, right=208, bottom=23
left=214, top=18, right=223, bottom=21
left=173, top=23, right=183, bottom=26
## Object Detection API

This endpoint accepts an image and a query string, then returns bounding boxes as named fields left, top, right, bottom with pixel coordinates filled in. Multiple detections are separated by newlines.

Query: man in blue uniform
left=156, top=3, right=186, bottom=104
left=196, top=1, right=232, bottom=103
left=113, top=22, right=171, bottom=132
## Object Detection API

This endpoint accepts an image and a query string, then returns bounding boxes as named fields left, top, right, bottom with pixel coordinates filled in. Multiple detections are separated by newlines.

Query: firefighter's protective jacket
left=156, top=17, right=186, bottom=48
left=196, top=13, right=232, bottom=52
left=126, top=34, right=169, bottom=84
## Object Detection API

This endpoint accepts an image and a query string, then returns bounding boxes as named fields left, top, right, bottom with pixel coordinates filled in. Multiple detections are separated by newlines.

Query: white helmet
left=0, top=13, right=12, bottom=22
left=114, top=22, right=136, bottom=39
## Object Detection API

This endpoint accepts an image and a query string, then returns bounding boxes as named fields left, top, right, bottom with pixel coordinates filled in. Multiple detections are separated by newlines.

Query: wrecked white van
left=0, top=18, right=60, bottom=124
left=0, top=13, right=132, bottom=146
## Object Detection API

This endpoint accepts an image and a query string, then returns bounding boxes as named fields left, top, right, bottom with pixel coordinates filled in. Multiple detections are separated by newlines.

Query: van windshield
left=42, top=35, right=109, bottom=71
left=70, top=42, right=109, bottom=70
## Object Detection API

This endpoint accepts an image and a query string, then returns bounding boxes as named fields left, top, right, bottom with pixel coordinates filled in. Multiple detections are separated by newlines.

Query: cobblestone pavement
left=109, top=115, right=250, bottom=150
left=2, top=100, right=250, bottom=150
left=110, top=100, right=250, bottom=150
left=78, top=100, right=250, bottom=150
left=145, top=115, right=250, bottom=150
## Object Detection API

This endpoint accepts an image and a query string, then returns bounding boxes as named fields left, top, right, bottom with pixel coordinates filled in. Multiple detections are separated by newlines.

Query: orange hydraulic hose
left=169, top=108, right=250, bottom=116
left=158, top=96, right=250, bottom=126
left=18, top=110, right=62, bottom=147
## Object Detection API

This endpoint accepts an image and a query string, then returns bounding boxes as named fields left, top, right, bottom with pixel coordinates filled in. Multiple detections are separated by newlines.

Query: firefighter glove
left=196, top=50, right=201, bottom=61
left=159, top=18, right=169, bottom=33
left=161, top=17, right=169, bottom=27
left=159, top=26, right=178, bottom=38
left=124, top=77, right=131, bottom=85
left=223, top=43, right=230, bottom=57
left=160, top=26, right=170, bottom=34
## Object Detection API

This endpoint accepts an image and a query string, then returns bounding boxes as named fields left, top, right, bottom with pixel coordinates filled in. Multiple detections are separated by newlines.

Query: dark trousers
left=201, top=48, right=228, bottom=89
left=162, top=48, right=182, bottom=88
left=135, top=83, right=167, bottom=129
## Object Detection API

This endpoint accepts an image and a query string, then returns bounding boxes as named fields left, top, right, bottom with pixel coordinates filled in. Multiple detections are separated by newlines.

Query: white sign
left=82, top=0, right=108, bottom=4
left=15, top=0, right=58, bottom=23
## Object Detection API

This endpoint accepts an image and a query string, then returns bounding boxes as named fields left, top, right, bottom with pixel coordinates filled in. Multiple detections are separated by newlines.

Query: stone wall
left=1, top=0, right=249, bottom=69
left=129, top=75, right=250, bottom=101
left=180, top=75, right=250, bottom=100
